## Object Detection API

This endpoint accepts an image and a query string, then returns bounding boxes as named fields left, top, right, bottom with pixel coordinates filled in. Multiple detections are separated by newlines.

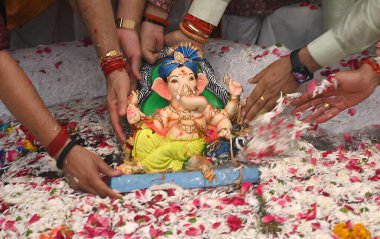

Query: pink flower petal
left=307, top=80, right=317, bottom=94
left=28, top=214, right=40, bottom=225
left=262, top=215, right=275, bottom=223
left=227, top=215, right=243, bottom=231
left=347, top=108, right=357, bottom=116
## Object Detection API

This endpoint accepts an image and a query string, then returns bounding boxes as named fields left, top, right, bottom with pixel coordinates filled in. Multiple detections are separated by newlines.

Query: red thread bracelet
left=143, top=13, right=170, bottom=27
left=361, top=58, right=380, bottom=74
left=46, top=128, right=70, bottom=157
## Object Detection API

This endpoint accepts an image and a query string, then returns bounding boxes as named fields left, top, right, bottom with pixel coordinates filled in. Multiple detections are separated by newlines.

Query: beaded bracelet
left=142, top=13, right=170, bottom=28
left=45, top=128, right=70, bottom=157
left=56, top=139, right=79, bottom=170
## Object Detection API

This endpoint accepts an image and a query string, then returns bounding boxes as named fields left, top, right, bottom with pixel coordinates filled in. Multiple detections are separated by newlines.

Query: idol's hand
left=165, top=30, right=204, bottom=51
left=117, top=28, right=142, bottom=91
left=63, top=145, right=123, bottom=199
left=226, top=76, right=243, bottom=96
left=292, top=64, right=380, bottom=123
left=106, top=68, right=130, bottom=143
left=140, top=21, right=165, bottom=64
left=243, top=57, right=300, bottom=123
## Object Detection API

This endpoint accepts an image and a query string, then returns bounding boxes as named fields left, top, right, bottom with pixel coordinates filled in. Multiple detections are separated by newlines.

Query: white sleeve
left=307, top=0, right=380, bottom=67
left=188, top=0, right=231, bottom=26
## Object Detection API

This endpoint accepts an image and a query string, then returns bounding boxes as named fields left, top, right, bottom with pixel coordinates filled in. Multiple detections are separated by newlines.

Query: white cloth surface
left=222, top=3, right=323, bottom=50
left=1, top=39, right=379, bottom=136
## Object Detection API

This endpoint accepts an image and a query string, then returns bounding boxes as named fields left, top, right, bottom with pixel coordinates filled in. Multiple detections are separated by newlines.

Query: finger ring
left=324, top=103, right=330, bottom=108
left=260, top=96, right=265, bottom=101
left=73, top=177, right=79, bottom=184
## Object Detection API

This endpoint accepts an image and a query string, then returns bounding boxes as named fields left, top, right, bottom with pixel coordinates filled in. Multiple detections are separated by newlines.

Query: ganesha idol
left=118, top=43, right=243, bottom=176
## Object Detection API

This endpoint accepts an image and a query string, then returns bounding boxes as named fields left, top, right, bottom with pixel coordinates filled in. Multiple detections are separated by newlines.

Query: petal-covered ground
left=1, top=96, right=380, bottom=238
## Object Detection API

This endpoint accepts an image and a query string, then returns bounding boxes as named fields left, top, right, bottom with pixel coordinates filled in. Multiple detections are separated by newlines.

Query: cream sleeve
left=307, top=0, right=380, bottom=67
left=187, top=0, right=231, bottom=26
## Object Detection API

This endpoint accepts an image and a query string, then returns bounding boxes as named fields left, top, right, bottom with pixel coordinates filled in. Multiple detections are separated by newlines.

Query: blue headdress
left=158, top=42, right=204, bottom=80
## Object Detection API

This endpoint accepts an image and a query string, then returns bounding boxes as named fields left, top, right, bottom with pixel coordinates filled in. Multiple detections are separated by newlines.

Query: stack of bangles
left=45, top=127, right=78, bottom=170
left=179, top=13, right=215, bottom=44
left=100, top=50, right=127, bottom=77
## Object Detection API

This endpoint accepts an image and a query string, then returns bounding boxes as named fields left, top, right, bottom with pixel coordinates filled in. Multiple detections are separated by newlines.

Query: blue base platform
left=110, top=165, right=260, bottom=193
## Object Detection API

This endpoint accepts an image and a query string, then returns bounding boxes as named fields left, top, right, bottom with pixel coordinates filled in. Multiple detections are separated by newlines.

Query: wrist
left=298, top=48, right=321, bottom=73
left=145, top=3, right=168, bottom=19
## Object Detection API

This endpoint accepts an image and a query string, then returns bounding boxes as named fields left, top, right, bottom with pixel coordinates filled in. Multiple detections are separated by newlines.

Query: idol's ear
left=196, top=73, right=209, bottom=95
left=152, top=77, right=171, bottom=100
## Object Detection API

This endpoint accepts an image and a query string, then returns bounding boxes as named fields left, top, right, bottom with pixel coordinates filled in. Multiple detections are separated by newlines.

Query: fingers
left=248, top=68, right=266, bottom=84
left=315, top=107, right=340, bottom=123
left=301, top=103, right=328, bottom=123
left=95, top=157, right=123, bottom=177
left=243, top=84, right=264, bottom=121
left=255, top=97, right=278, bottom=117
left=291, top=97, right=323, bottom=115
left=108, top=102, right=127, bottom=143
left=90, top=178, right=123, bottom=199
left=291, top=93, right=315, bottom=108
left=142, top=48, right=159, bottom=64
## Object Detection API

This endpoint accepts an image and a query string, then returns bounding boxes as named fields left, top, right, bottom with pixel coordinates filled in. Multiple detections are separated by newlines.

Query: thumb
left=96, top=158, right=123, bottom=177
left=117, top=86, right=129, bottom=116
left=130, top=54, right=142, bottom=81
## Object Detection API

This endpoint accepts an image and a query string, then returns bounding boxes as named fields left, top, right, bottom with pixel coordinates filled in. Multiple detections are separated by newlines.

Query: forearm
left=0, top=51, right=61, bottom=147
left=307, top=0, right=380, bottom=67
left=74, top=0, right=120, bottom=57
left=117, top=0, right=146, bottom=24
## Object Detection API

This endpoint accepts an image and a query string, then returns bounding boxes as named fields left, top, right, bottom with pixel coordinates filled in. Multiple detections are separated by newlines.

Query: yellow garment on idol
left=132, top=126, right=206, bottom=173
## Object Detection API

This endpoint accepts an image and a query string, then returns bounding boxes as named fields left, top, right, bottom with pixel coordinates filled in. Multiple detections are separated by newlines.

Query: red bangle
left=102, top=59, right=126, bottom=76
left=184, top=13, right=215, bottom=35
left=45, top=128, right=70, bottom=157
left=143, top=13, right=170, bottom=27
left=361, top=58, right=380, bottom=74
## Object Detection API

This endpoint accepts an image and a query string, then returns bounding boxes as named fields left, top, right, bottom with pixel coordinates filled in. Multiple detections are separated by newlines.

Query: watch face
left=292, top=66, right=313, bottom=83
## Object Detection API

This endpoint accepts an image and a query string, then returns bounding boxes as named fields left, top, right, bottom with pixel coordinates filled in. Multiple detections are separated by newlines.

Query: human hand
left=106, top=69, right=130, bottom=143
left=243, top=56, right=300, bottom=123
left=63, top=145, right=123, bottom=199
left=165, top=30, right=204, bottom=51
left=117, top=29, right=141, bottom=91
left=140, top=21, right=165, bottom=64
left=292, top=64, right=380, bottom=123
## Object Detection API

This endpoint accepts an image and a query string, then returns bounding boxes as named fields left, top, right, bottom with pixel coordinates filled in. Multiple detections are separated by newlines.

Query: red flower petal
left=227, top=215, right=243, bottom=231
left=28, top=214, right=40, bottom=225
left=262, top=215, right=275, bottom=223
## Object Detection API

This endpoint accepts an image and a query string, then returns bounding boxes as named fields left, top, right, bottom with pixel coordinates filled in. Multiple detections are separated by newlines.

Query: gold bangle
left=183, top=20, right=209, bottom=39
left=116, top=18, right=140, bottom=33
left=229, top=94, right=240, bottom=101
left=179, top=22, right=208, bottom=44
left=99, top=50, right=124, bottom=65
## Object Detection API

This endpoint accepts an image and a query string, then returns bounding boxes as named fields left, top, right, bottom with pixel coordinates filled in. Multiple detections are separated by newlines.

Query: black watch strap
left=290, top=49, right=302, bottom=70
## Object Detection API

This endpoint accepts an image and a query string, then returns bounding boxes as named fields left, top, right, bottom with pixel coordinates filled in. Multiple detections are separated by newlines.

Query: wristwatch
left=116, top=18, right=140, bottom=33
left=290, top=49, right=314, bottom=83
